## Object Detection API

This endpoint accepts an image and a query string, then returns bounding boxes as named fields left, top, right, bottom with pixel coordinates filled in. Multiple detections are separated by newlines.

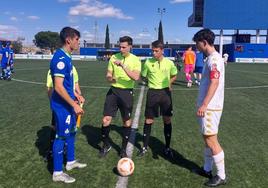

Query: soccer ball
left=117, top=157, right=135, bottom=176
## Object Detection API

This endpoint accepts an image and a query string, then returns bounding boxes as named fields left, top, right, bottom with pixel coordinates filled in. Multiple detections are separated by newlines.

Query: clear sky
left=0, top=0, right=203, bottom=45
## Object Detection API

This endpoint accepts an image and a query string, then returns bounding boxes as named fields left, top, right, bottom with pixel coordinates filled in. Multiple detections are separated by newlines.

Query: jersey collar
left=60, top=48, right=72, bottom=58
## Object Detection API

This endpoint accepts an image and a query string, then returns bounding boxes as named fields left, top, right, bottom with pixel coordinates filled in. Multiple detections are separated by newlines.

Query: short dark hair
left=152, top=40, right=164, bottom=49
left=193, top=29, right=215, bottom=46
left=60, top=27, right=80, bottom=44
left=119, top=36, right=133, bottom=45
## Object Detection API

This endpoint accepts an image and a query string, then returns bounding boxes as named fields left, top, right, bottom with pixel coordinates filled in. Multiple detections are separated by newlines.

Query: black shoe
left=120, top=149, right=127, bottom=158
left=99, top=144, right=111, bottom=158
left=192, top=166, right=213, bottom=179
left=137, top=147, right=148, bottom=157
left=163, top=147, right=174, bottom=159
left=204, top=175, right=227, bottom=187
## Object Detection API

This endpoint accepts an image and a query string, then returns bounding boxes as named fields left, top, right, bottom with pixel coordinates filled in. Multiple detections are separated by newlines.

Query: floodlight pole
left=157, top=8, right=166, bottom=21
left=256, top=29, right=260, bottom=44
left=219, top=29, right=223, bottom=56
left=266, top=30, right=268, bottom=44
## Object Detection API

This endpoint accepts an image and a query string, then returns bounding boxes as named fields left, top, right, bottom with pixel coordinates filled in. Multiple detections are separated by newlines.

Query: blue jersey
left=50, top=48, right=74, bottom=111
left=195, top=51, right=204, bottom=67
left=1, top=47, right=10, bottom=65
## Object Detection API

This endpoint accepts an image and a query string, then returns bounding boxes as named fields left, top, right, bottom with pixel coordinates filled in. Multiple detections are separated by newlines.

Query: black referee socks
left=143, top=123, right=152, bottom=149
left=164, top=123, right=172, bottom=148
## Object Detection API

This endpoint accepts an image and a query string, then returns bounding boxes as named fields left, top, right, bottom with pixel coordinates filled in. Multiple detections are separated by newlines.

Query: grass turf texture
left=0, top=60, right=267, bottom=187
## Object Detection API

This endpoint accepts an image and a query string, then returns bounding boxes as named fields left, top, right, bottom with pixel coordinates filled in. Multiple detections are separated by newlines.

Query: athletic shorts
left=103, top=87, right=134, bottom=120
left=184, top=64, right=194, bottom=74
left=1, top=63, right=7, bottom=69
left=53, top=108, right=76, bottom=138
left=198, top=109, right=222, bottom=135
left=194, top=66, right=203, bottom=74
left=51, top=112, right=56, bottom=127
left=145, top=88, right=173, bottom=118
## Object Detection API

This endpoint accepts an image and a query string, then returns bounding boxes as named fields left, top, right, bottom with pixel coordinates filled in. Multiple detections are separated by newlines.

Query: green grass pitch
left=0, top=59, right=267, bottom=187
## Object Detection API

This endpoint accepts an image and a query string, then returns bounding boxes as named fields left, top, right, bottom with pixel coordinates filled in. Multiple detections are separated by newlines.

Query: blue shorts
left=194, top=66, right=203, bottom=73
left=53, top=108, right=76, bottom=138
left=1, top=63, right=8, bottom=69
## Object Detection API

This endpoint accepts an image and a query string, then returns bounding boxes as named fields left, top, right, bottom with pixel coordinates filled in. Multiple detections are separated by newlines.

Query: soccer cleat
left=187, top=81, right=193, bottom=88
left=99, top=144, right=111, bottom=158
left=193, top=166, right=213, bottom=179
left=187, top=82, right=190, bottom=87
left=163, top=147, right=174, bottom=158
left=66, top=161, right=87, bottom=171
left=52, top=172, right=76, bottom=183
left=120, top=149, right=128, bottom=158
left=195, top=80, right=199, bottom=85
left=204, top=175, right=227, bottom=187
left=137, top=147, right=148, bottom=157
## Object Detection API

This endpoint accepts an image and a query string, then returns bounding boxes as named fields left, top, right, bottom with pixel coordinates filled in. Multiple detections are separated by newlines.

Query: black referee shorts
left=103, top=87, right=134, bottom=120
left=145, top=88, right=173, bottom=118
left=51, top=111, right=56, bottom=127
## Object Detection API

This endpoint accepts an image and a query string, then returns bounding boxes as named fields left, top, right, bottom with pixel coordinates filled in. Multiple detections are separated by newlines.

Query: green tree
left=158, top=21, right=164, bottom=44
left=105, top=24, right=110, bottom=49
left=33, top=31, right=61, bottom=54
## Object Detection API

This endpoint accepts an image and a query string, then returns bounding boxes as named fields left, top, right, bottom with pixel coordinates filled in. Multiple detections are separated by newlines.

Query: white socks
left=53, top=171, right=63, bottom=176
left=204, top=147, right=213, bottom=172
left=212, top=150, right=226, bottom=180
left=66, top=160, right=76, bottom=166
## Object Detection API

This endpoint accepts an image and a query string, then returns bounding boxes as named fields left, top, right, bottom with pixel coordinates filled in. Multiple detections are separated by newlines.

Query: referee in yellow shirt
left=138, top=40, right=177, bottom=158
left=99, top=36, right=141, bottom=158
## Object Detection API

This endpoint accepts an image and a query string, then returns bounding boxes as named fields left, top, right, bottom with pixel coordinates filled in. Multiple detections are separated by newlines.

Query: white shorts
left=198, top=109, right=222, bottom=135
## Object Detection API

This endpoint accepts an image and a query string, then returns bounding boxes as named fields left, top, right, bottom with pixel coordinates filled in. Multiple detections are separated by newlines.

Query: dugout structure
left=188, top=0, right=268, bottom=63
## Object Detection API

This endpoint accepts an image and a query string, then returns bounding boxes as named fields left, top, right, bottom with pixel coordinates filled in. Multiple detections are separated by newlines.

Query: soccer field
left=0, top=60, right=267, bottom=188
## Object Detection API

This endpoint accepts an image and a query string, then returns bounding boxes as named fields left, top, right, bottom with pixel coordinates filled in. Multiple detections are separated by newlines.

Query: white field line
left=229, top=69, right=268, bottom=75
left=115, top=86, right=145, bottom=188
left=11, top=78, right=268, bottom=90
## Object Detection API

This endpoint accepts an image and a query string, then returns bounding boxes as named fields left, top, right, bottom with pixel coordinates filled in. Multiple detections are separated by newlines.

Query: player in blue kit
left=193, top=50, right=204, bottom=86
left=0, top=43, right=11, bottom=80
left=50, top=27, right=86, bottom=184
left=9, top=44, right=15, bottom=73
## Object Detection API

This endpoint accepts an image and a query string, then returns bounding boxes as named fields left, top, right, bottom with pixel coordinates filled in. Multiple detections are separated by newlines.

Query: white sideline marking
left=229, top=70, right=268, bottom=75
left=11, top=78, right=268, bottom=90
left=15, top=67, right=48, bottom=71
left=115, top=86, right=145, bottom=188
left=12, top=78, right=44, bottom=85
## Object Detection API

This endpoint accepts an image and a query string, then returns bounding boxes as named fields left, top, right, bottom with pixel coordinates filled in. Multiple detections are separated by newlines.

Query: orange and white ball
left=117, top=157, right=135, bottom=176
